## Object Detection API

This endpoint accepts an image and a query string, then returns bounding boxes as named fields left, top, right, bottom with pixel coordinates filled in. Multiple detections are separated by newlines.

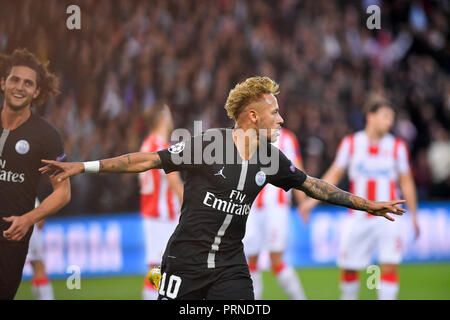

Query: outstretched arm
left=40, top=152, right=162, bottom=181
left=299, top=163, right=346, bottom=216
left=296, top=175, right=406, bottom=221
left=97, top=152, right=162, bottom=173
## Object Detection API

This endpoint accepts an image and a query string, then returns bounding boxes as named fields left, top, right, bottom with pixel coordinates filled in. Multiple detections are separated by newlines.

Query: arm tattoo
left=98, top=152, right=162, bottom=173
left=298, top=176, right=370, bottom=212
left=150, top=154, right=162, bottom=169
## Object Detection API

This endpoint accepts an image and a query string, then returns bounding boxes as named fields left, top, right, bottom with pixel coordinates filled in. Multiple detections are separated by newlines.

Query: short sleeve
left=333, top=135, right=352, bottom=170
left=268, top=147, right=307, bottom=191
left=42, top=126, right=66, bottom=162
left=395, top=139, right=411, bottom=174
left=157, top=135, right=202, bottom=174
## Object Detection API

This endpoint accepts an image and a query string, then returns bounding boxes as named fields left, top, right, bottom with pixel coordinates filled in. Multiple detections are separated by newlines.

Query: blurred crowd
left=1, top=0, right=449, bottom=215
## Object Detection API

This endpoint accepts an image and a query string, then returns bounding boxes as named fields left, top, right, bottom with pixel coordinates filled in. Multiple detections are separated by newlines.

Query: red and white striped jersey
left=254, top=128, right=303, bottom=209
left=334, top=130, right=411, bottom=216
left=139, top=134, right=179, bottom=221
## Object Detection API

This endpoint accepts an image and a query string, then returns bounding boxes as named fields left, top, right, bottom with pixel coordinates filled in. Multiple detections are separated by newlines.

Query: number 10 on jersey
left=159, top=272, right=182, bottom=299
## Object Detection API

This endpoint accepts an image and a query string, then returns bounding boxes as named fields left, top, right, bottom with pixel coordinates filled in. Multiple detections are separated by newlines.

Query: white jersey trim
left=0, top=129, right=10, bottom=157
left=207, top=214, right=233, bottom=268
left=237, top=160, right=248, bottom=191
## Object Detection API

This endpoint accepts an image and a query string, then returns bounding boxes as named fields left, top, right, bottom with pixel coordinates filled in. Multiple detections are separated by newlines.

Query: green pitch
left=15, top=263, right=450, bottom=300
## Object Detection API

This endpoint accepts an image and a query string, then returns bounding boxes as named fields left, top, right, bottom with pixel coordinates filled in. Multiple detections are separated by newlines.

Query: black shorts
left=0, top=240, right=30, bottom=300
left=157, top=264, right=254, bottom=300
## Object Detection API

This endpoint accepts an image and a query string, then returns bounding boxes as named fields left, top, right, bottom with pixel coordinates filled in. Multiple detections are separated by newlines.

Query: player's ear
left=33, top=87, right=41, bottom=99
left=248, top=109, right=259, bottom=124
left=0, top=77, right=5, bottom=92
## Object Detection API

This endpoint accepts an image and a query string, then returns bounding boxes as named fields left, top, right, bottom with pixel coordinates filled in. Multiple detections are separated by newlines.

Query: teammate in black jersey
left=0, top=49, right=71, bottom=299
left=41, top=76, right=406, bottom=300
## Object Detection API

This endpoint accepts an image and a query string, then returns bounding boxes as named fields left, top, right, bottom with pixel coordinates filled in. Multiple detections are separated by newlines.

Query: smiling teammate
left=0, top=48, right=71, bottom=299
left=40, top=77, right=405, bottom=300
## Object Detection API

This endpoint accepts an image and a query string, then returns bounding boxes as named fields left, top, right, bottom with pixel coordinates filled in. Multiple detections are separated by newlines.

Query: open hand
left=367, top=200, right=406, bottom=221
left=39, top=160, right=84, bottom=181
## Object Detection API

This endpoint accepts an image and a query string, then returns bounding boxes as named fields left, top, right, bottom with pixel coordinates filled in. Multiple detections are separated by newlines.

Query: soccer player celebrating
left=300, top=94, right=420, bottom=300
left=139, top=103, right=183, bottom=299
left=41, top=77, right=405, bottom=300
left=0, top=48, right=71, bottom=299
left=244, top=127, right=308, bottom=299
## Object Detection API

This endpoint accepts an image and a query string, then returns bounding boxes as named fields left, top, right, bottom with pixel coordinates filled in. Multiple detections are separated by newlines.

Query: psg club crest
left=255, top=170, right=266, bottom=186
left=168, top=141, right=185, bottom=154
left=15, top=139, right=30, bottom=155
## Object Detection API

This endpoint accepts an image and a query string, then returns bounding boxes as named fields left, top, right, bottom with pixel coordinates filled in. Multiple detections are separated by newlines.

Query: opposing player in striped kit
left=300, top=94, right=420, bottom=300
left=244, top=127, right=307, bottom=299
left=26, top=199, right=54, bottom=300
left=139, top=103, right=183, bottom=299
left=41, top=77, right=406, bottom=300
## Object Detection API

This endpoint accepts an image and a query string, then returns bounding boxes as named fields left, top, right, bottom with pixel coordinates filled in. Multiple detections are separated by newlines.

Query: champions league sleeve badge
left=255, top=170, right=266, bottom=186
left=15, top=140, right=30, bottom=155
left=290, top=161, right=295, bottom=172
left=168, top=141, right=186, bottom=154
left=56, top=153, right=67, bottom=162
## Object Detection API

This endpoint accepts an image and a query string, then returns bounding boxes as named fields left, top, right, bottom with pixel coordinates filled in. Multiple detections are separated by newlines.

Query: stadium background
left=1, top=0, right=449, bottom=299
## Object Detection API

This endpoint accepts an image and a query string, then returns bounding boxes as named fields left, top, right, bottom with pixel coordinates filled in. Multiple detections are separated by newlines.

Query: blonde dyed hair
left=224, top=76, right=280, bottom=120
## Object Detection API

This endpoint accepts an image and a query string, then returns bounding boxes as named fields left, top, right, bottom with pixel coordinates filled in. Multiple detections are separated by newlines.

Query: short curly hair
left=0, top=48, right=59, bottom=107
left=224, top=76, right=280, bottom=121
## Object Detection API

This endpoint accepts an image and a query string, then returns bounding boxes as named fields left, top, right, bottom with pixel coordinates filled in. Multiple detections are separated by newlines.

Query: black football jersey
left=0, top=109, right=65, bottom=242
left=157, top=128, right=306, bottom=271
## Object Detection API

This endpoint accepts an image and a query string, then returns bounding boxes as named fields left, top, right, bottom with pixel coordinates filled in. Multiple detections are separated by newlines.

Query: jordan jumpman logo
left=214, top=166, right=226, bottom=179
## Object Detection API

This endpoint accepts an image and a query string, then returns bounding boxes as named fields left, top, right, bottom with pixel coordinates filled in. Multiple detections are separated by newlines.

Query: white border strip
left=207, top=214, right=233, bottom=268
left=237, top=160, right=248, bottom=191
left=0, top=129, right=10, bottom=157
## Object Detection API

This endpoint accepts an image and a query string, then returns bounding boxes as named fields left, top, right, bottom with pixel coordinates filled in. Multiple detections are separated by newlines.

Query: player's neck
left=1, top=103, right=31, bottom=130
left=232, top=125, right=258, bottom=161
left=364, top=126, right=385, bottom=142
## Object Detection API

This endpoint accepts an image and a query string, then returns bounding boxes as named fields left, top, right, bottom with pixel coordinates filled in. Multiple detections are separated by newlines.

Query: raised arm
left=40, top=152, right=162, bottom=181
left=297, top=175, right=406, bottom=221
